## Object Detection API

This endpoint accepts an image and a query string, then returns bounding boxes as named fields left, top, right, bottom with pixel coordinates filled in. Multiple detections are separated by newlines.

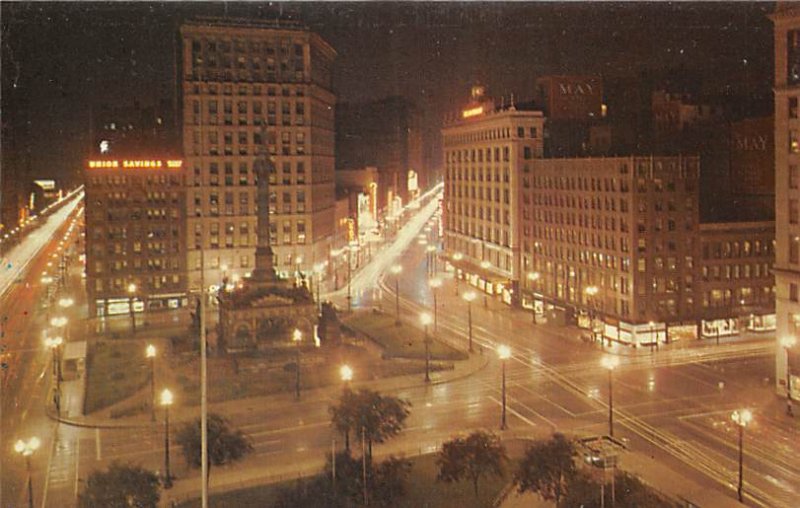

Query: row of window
left=449, top=186, right=511, bottom=203
left=187, top=83, right=305, bottom=98
left=93, top=275, right=182, bottom=293
left=446, top=146, right=511, bottom=164
left=444, top=124, right=538, bottom=147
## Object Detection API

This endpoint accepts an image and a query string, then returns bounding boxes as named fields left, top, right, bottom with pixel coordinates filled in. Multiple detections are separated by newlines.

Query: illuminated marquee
left=88, top=159, right=183, bottom=169
left=462, top=106, right=484, bottom=119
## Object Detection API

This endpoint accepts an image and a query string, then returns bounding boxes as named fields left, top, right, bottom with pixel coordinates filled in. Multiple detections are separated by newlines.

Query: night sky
left=1, top=1, right=774, bottom=184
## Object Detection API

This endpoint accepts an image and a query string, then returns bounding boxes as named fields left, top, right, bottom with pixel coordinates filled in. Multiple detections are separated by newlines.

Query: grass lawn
left=345, top=311, right=468, bottom=361
left=171, top=344, right=448, bottom=405
left=178, top=452, right=511, bottom=508
left=84, top=340, right=149, bottom=414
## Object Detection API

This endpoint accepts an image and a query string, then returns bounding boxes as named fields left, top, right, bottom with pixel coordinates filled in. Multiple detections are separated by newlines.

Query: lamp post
left=585, top=285, right=599, bottom=344
left=146, top=344, right=157, bottom=421
left=527, top=272, right=540, bottom=324
left=45, top=336, right=63, bottom=415
left=649, top=321, right=657, bottom=353
left=128, top=283, right=137, bottom=335
left=498, top=345, right=511, bottom=430
left=339, top=364, right=353, bottom=451
left=452, top=252, right=463, bottom=296
left=601, top=355, right=620, bottom=437
left=14, top=436, right=41, bottom=508
left=429, top=278, right=442, bottom=333
left=781, top=336, right=797, bottom=417
left=731, top=409, right=752, bottom=502
left=391, top=264, right=403, bottom=326
left=480, top=260, right=491, bottom=308
left=314, top=262, right=326, bottom=314
left=50, top=316, right=69, bottom=342
left=220, top=264, right=229, bottom=290
left=293, top=328, right=302, bottom=400
left=160, top=388, right=174, bottom=488
left=421, top=312, right=433, bottom=383
left=57, top=297, right=74, bottom=310
left=463, top=290, right=476, bottom=352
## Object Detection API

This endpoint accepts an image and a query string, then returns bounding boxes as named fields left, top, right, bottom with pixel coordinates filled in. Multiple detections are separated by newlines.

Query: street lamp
left=128, top=283, right=137, bottom=335
left=14, top=436, right=41, bottom=508
left=585, top=285, right=599, bottom=344
left=293, top=328, right=302, bottom=400
left=452, top=252, right=463, bottom=296
left=463, top=290, right=477, bottom=352
left=527, top=272, right=540, bottom=324
left=314, top=262, right=327, bottom=314
left=146, top=344, right=157, bottom=421
left=390, top=264, right=403, bottom=326
left=420, top=312, right=433, bottom=383
left=45, top=336, right=63, bottom=415
left=160, top=388, right=174, bottom=488
left=781, top=336, right=797, bottom=417
left=57, top=297, right=74, bottom=309
left=429, top=278, right=442, bottom=333
left=601, top=355, right=620, bottom=437
left=731, top=409, right=752, bottom=503
left=498, top=345, right=511, bottom=430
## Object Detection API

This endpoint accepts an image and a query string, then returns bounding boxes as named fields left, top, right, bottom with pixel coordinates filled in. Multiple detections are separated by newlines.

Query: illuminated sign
left=558, top=83, right=596, bottom=96
left=88, top=160, right=183, bottom=169
left=33, top=180, right=56, bottom=191
left=99, top=140, right=110, bottom=154
left=462, top=106, right=484, bottom=119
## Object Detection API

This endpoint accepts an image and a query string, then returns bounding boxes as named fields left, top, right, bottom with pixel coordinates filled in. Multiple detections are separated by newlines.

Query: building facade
left=84, top=158, right=188, bottom=317
left=772, top=4, right=800, bottom=396
left=179, top=18, right=337, bottom=291
left=520, top=156, right=701, bottom=343
left=442, top=86, right=545, bottom=303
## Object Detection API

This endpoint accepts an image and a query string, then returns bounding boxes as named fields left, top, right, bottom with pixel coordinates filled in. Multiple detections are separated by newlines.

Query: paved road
left=5, top=188, right=799, bottom=508
left=1, top=194, right=84, bottom=508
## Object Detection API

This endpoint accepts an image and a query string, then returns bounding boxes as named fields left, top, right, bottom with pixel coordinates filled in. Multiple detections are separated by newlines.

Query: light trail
left=0, top=192, right=84, bottom=302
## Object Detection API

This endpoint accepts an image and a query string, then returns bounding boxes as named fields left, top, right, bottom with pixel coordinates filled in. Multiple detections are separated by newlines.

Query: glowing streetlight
left=293, top=328, right=303, bottom=400
left=463, top=290, right=477, bottom=352
left=340, top=364, right=353, bottom=384
left=452, top=252, right=463, bottom=295
left=313, top=262, right=327, bottom=314
left=527, top=272, right=540, bottom=324
left=781, top=336, right=797, bottom=417
left=128, top=283, right=137, bottom=334
left=429, top=278, right=442, bottom=333
left=731, top=409, right=753, bottom=502
left=420, top=312, right=433, bottom=383
left=584, top=285, right=599, bottom=344
left=160, top=388, right=174, bottom=488
left=601, top=355, right=620, bottom=437
left=390, top=264, right=403, bottom=326
left=15, top=436, right=41, bottom=508
left=57, top=297, right=74, bottom=309
left=45, top=336, right=63, bottom=415
left=498, top=345, right=512, bottom=430
left=146, top=344, right=157, bottom=421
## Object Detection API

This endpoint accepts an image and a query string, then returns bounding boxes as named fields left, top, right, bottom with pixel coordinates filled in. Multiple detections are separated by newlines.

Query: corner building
left=442, top=88, right=544, bottom=303
left=772, top=5, right=800, bottom=396
left=180, top=18, right=336, bottom=291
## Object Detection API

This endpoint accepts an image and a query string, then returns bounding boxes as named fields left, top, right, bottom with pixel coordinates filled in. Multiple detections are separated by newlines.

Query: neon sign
left=88, top=160, right=183, bottom=169
left=462, top=106, right=484, bottom=119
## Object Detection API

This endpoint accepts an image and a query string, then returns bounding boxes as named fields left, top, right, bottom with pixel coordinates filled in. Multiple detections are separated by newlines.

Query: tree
left=175, top=413, right=253, bottom=481
left=330, top=389, right=411, bottom=460
left=560, top=469, right=679, bottom=508
left=272, top=453, right=411, bottom=508
left=437, top=430, right=507, bottom=497
left=514, top=433, right=577, bottom=505
left=78, top=462, right=160, bottom=508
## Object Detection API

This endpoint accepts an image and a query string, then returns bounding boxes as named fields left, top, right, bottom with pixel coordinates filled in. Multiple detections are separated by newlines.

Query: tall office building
left=772, top=4, right=800, bottom=396
left=179, top=18, right=337, bottom=290
left=442, top=86, right=545, bottom=304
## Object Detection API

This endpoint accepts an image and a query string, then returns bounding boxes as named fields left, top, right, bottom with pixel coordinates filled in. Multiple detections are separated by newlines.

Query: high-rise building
left=179, top=17, right=337, bottom=291
left=84, top=157, right=187, bottom=318
left=442, top=86, right=545, bottom=304
left=771, top=4, right=800, bottom=397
